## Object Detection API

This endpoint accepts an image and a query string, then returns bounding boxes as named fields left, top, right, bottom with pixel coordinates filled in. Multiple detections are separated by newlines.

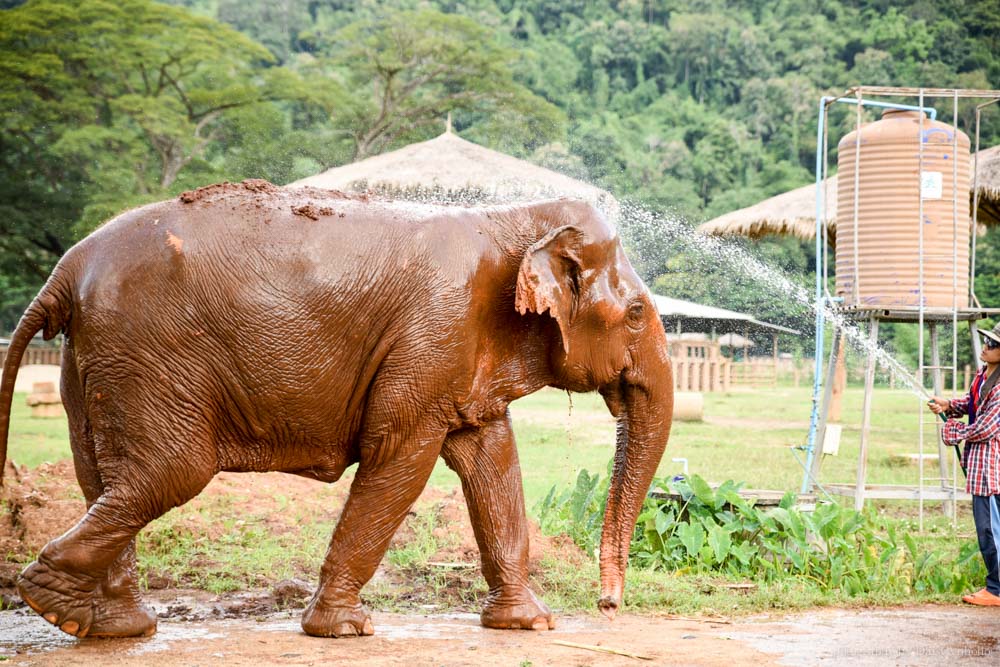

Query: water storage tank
left=835, top=109, right=970, bottom=308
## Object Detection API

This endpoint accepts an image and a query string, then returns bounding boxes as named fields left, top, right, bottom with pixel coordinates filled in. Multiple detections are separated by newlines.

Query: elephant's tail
left=0, top=271, right=73, bottom=485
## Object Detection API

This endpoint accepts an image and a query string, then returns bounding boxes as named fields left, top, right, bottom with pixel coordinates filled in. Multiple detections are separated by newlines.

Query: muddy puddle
left=2, top=594, right=998, bottom=666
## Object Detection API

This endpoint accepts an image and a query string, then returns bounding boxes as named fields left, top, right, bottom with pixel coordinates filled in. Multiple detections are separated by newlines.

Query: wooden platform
left=824, top=483, right=970, bottom=502
left=650, top=487, right=816, bottom=511
left=833, top=305, right=1000, bottom=323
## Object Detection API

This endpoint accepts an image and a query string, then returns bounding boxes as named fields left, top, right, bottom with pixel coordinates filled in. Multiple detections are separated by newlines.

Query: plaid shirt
left=943, top=365, right=1000, bottom=496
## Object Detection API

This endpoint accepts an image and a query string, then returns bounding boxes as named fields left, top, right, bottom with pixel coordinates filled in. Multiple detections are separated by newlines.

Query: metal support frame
left=928, top=322, right=954, bottom=517
left=802, top=86, right=1000, bottom=514
left=853, top=316, right=879, bottom=511
left=808, top=326, right=842, bottom=489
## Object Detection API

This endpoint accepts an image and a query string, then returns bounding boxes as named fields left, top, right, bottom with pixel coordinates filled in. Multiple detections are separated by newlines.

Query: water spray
left=612, top=201, right=969, bottom=478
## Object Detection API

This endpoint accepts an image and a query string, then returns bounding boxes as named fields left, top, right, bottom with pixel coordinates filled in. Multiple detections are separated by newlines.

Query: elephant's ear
left=515, top=225, right=584, bottom=353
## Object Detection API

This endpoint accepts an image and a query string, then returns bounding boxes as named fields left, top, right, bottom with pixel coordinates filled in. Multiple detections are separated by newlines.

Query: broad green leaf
left=699, top=544, right=715, bottom=566
left=707, top=524, right=732, bottom=564
left=729, top=542, right=758, bottom=566
left=655, top=507, right=674, bottom=536
left=688, top=475, right=716, bottom=507
left=676, top=521, right=705, bottom=559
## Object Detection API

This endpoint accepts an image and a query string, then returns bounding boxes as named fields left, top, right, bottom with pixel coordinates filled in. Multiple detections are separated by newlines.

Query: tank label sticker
left=920, top=171, right=942, bottom=199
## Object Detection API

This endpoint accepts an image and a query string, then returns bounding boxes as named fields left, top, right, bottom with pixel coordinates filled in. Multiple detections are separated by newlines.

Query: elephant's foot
left=481, top=585, right=555, bottom=630
left=301, top=596, right=374, bottom=638
left=17, top=558, right=97, bottom=638
left=89, top=588, right=157, bottom=638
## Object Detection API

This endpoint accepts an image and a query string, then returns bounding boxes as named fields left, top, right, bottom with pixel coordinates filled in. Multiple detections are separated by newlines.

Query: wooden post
left=743, top=328, right=750, bottom=386
left=772, top=334, right=779, bottom=385
left=830, top=336, right=847, bottom=422
left=855, top=316, right=879, bottom=512
left=970, top=320, right=982, bottom=366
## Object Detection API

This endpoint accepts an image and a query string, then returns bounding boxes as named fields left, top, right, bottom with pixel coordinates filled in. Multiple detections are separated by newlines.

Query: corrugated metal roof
left=653, top=295, right=753, bottom=322
left=653, top=295, right=799, bottom=335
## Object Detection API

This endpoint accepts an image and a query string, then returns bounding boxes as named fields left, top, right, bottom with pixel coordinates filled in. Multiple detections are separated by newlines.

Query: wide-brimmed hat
left=980, top=322, right=1000, bottom=346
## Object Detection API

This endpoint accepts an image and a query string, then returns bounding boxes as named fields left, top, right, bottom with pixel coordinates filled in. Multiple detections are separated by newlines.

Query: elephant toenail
left=61, top=620, right=79, bottom=635
left=531, top=618, right=549, bottom=631
left=362, top=618, right=374, bottom=635
left=334, top=622, right=357, bottom=637
left=44, top=612, right=58, bottom=625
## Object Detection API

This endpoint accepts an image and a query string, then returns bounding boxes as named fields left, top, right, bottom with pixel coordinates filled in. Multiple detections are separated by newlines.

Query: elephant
left=0, top=179, right=673, bottom=639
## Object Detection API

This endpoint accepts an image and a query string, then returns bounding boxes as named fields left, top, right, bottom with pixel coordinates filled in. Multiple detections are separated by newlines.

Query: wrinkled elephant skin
left=0, top=179, right=673, bottom=639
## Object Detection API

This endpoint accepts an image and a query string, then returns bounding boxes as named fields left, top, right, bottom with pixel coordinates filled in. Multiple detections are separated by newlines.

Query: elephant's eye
left=626, top=302, right=645, bottom=326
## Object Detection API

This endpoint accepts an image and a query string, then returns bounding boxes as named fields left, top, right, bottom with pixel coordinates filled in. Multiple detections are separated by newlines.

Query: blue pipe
left=825, top=97, right=937, bottom=120
left=800, top=95, right=937, bottom=494
left=801, top=97, right=829, bottom=494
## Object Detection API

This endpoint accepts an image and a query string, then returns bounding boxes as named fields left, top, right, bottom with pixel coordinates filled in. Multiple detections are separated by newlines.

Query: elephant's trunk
left=597, top=331, right=673, bottom=620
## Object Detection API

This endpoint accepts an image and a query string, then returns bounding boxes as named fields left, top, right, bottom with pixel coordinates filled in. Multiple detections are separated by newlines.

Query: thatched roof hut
left=697, top=145, right=1000, bottom=240
left=974, top=144, right=1000, bottom=226
left=289, top=129, right=618, bottom=215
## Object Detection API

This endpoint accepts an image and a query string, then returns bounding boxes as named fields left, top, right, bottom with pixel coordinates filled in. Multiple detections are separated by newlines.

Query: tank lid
left=880, top=108, right=927, bottom=120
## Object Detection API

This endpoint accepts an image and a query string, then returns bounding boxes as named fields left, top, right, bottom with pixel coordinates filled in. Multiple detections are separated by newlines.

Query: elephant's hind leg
left=441, top=415, right=554, bottom=630
left=57, top=356, right=157, bottom=638
left=90, top=541, right=156, bottom=638
left=18, top=413, right=215, bottom=638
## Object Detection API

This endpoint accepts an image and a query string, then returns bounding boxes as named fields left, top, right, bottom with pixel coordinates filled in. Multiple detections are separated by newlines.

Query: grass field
left=2, top=385, right=980, bottom=614
left=6, top=384, right=967, bottom=512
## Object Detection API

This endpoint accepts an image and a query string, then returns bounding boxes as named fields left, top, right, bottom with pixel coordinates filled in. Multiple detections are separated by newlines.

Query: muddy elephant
left=0, top=179, right=673, bottom=639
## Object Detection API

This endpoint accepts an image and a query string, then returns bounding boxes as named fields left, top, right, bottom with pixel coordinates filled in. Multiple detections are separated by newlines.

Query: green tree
left=0, top=0, right=311, bottom=282
left=317, top=9, right=564, bottom=159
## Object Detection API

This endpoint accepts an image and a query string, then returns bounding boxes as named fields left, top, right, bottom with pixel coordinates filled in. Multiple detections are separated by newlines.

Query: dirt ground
left=2, top=462, right=998, bottom=666
left=1, top=596, right=998, bottom=666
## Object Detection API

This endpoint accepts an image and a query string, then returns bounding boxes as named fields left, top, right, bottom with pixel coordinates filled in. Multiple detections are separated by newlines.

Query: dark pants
left=972, top=494, right=1000, bottom=594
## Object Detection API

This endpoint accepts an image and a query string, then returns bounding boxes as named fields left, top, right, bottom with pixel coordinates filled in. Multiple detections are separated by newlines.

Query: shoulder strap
left=978, top=366, right=1000, bottom=403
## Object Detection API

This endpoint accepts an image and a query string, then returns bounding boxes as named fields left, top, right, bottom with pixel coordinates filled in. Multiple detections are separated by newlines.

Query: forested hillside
left=3, top=0, right=999, bottom=359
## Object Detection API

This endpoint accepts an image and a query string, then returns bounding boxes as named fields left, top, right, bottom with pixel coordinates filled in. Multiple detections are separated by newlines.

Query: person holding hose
left=928, top=322, right=1000, bottom=606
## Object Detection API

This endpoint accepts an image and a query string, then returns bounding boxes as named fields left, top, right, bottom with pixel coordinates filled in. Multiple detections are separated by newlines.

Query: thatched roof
left=289, top=130, right=617, bottom=215
left=697, top=145, right=1000, bottom=241
left=973, top=144, right=1000, bottom=227
left=697, top=178, right=838, bottom=241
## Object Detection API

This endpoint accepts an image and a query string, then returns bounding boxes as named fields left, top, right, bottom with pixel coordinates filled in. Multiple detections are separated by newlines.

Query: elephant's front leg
left=301, top=427, right=444, bottom=638
left=442, top=414, right=554, bottom=630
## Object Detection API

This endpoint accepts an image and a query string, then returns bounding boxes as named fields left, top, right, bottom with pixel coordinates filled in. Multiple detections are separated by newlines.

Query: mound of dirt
left=0, top=460, right=85, bottom=560
left=1, top=460, right=86, bottom=608
left=290, top=203, right=335, bottom=220
left=178, top=179, right=281, bottom=204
